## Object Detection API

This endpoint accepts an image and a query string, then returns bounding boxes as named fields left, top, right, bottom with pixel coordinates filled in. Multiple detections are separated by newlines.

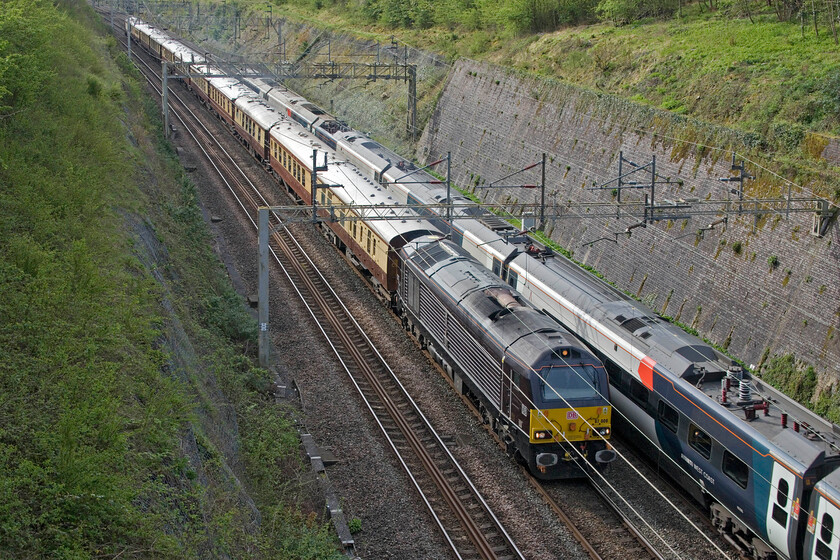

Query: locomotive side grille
left=445, top=314, right=501, bottom=406
left=419, top=283, right=447, bottom=343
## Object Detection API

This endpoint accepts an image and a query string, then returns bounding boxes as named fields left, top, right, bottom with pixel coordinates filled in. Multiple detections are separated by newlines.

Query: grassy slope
left=0, top=0, right=341, bottom=557
left=267, top=2, right=840, bottom=139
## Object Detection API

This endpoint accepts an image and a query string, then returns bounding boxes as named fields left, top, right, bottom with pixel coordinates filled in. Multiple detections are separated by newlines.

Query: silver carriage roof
left=159, top=37, right=204, bottom=64
left=503, top=235, right=840, bottom=470
left=207, top=75, right=252, bottom=103
left=234, top=94, right=283, bottom=131
left=247, top=78, right=337, bottom=124
left=128, top=17, right=163, bottom=40
left=403, top=238, right=590, bottom=367
left=269, top=119, right=438, bottom=245
left=814, top=468, right=840, bottom=507
left=334, top=131, right=393, bottom=171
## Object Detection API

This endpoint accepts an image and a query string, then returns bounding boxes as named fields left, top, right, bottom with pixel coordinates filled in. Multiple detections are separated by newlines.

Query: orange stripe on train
left=639, top=356, right=656, bottom=390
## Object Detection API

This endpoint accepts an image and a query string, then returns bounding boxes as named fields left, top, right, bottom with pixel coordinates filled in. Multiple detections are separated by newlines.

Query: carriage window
left=722, top=450, right=749, bottom=489
left=816, top=513, right=834, bottom=560
left=492, top=258, right=502, bottom=278
left=772, top=479, right=789, bottom=528
left=629, top=378, right=649, bottom=407
left=657, top=401, right=679, bottom=433
left=822, top=513, right=834, bottom=544
left=688, top=424, right=712, bottom=459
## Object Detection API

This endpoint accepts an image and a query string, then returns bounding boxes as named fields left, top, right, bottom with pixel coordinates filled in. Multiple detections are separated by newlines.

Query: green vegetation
left=0, top=0, right=341, bottom=557
left=760, top=354, right=839, bottom=422
left=251, top=0, right=840, bottom=138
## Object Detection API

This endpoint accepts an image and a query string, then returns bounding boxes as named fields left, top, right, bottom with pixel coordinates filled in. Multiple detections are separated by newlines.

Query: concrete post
left=258, top=208, right=270, bottom=368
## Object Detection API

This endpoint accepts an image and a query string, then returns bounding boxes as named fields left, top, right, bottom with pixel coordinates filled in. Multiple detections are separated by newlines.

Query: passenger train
left=243, top=68, right=840, bottom=560
left=126, top=17, right=839, bottom=559
left=127, top=17, right=615, bottom=480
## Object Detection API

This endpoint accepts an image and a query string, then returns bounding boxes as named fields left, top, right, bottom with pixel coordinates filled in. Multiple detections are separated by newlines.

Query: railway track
left=112, top=17, right=524, bottom=560
left=105, top=12, right=732, bottom=559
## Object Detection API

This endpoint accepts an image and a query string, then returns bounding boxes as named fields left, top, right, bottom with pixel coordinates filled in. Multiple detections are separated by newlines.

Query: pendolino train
left=127, top=17, right=615, bottom=480
left=126, top=17, right=839, bottom=558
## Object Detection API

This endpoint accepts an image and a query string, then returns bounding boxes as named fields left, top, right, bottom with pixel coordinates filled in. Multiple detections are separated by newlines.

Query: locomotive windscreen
left=539, top=364, right=600, bottom=401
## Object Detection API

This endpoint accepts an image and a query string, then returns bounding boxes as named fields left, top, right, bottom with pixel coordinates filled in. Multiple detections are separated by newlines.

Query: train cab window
left=722, top=450, right=749, bottom=489
left=816, top=513, right=834, bottom=560
left=492, top=258, right=502, bottom=278
left=628, top=377, right=649, bottom=408
left=657, top=401, right=679, bottom=433
left=507, top=269, right=518, bottom=288
left=688, top=423, right=712, bottom=459
left=772, top=479, right=789, bottom=528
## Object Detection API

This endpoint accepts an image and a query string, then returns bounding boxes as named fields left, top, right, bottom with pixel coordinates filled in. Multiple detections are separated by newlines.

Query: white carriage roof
left=235, top=95, right=283, bottom=130
left=269, top=122, right=434, bottom=242
left=816, top=468, right=840, bottom=502
left=208, top=77, right=251, bottom=103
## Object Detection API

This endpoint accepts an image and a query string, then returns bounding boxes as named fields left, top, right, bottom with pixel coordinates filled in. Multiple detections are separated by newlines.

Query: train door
left=766, top=461, right=797, bottom=559
left=808, top=491, right=839, bottom=560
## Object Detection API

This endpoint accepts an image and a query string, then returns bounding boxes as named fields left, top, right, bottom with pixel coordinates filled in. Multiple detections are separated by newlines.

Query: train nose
left=536, top=453, right=559, bottom=467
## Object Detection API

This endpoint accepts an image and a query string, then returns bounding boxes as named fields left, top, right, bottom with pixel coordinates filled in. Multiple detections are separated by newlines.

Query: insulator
left=739, top=379, right=752, bottom=402
left=721, top=379, right=727, bottom=403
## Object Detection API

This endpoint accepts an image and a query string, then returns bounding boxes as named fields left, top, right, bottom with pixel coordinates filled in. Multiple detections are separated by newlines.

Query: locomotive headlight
left=597, top=428, right=611, bottom=437
left=533, top=430, right=552, bottom=440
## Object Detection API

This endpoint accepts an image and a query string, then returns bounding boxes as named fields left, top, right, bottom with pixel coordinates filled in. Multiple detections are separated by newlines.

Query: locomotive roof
left=405, top=239, right=591, bottom=369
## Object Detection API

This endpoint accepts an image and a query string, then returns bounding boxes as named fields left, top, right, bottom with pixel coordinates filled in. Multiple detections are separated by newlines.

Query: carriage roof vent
left=621, top=317, right=648, bottom=333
